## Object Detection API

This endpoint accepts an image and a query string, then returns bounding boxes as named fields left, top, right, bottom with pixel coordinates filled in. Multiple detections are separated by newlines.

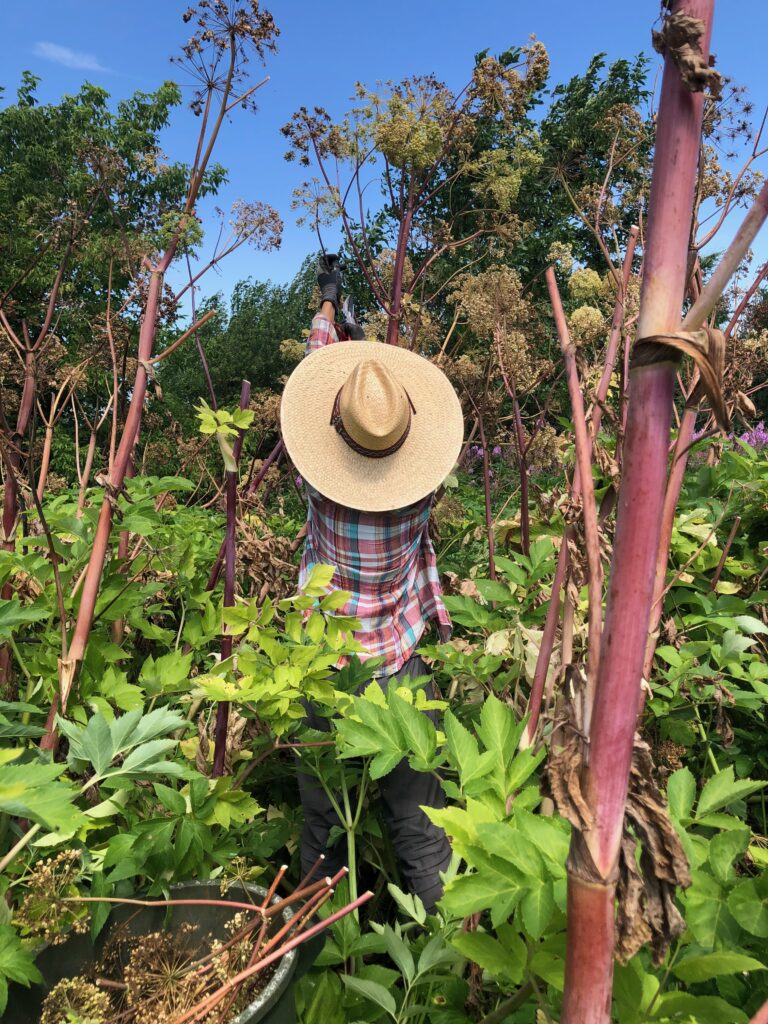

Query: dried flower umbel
left=14, top=849, right=90, bottom=945
left=176, top=1, right=279, bottom=115
left=40, top=976, right=110, bottom=1024
left=123, top=924, right=203, bottom=1024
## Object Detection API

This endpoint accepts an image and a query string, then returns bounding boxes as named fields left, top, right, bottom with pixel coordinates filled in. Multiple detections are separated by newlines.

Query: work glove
left=317, top=253, right=342, bottom=312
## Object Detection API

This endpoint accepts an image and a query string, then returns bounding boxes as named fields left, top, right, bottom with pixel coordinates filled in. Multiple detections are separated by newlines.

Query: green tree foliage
left=0, top=72, right=226, bottom=435
left=0, top=72, right=223, bottom=334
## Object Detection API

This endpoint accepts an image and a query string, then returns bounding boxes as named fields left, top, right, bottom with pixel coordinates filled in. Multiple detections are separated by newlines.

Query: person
left=279, top=255, right=464, bottom=912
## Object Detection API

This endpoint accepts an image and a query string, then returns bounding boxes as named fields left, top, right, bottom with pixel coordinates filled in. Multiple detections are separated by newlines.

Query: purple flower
left=739, top=421, right=768, bottom=449
left=492, top=445, right=502, bottom=457
left=295, top=475, right=303, bottom=487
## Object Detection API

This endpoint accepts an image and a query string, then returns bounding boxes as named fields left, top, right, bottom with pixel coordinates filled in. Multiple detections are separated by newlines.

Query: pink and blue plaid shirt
left=298, top=315, right=452, bottom=676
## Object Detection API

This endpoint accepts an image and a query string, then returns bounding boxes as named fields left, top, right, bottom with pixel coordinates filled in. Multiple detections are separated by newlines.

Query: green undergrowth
left=0, top=442, right=765, bottom=1022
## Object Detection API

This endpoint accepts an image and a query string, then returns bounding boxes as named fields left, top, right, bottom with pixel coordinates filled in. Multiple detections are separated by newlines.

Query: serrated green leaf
left=728, top=879, right=768, bottom=938
left=667, top=766, right=696, bottom=821
left=521, top=879, right=555, bottom=939
left=154, top=782, right=187, bottom=816
left=673, top=951, right=766, bottom=983
left=451, top=931, right=521, bottom=983
left=0, top=598, right=49, bottom=638
left=0, top=926, right=43, bottom=1013
left=708, top=827, right=750, bottom=884
left=697, top=767, right=766, bottom=817
left=388, top=689, right=435, bottom=770
left=303, top=563, right=336, bottom=596
left=444, top=710, right=478, bottom=776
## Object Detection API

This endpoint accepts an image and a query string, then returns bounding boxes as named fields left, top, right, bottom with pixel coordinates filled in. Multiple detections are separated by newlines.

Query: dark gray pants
left=296, top=656, right=451, bottom=913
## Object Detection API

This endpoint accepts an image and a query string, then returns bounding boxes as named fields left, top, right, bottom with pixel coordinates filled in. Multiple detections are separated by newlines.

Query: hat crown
left=338, top=359, right=410, bottom=452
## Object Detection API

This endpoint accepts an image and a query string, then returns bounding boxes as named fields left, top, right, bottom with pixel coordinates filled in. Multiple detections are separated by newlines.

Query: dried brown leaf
left=652, top=12, right=723, bottom=98
left=617, top=736, right=691, bottom=964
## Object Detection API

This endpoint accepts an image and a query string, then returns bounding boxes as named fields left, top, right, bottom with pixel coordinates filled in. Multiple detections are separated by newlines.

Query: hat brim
left=280, top=343, right=464, bottom=512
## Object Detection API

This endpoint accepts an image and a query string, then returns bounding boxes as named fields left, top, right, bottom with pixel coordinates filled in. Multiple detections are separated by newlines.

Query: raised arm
left=306, top=253, right=342, bottom=354
left=307, top=254, right=365, bottom=355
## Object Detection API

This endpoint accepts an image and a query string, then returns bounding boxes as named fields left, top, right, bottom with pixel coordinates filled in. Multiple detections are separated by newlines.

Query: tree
left=281, top=43, right=549, bottom=346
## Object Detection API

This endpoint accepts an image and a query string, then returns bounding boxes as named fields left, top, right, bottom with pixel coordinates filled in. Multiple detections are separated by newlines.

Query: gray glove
left=317, top=253, right=341, bottom=311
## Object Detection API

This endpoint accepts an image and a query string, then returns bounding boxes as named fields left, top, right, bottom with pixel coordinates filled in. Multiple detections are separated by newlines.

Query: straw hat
left=280, top=342, right=464, bottom=512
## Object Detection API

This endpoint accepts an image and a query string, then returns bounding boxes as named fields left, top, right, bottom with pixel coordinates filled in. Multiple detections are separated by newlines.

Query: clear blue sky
left=3, top=1, right=767, bottom=303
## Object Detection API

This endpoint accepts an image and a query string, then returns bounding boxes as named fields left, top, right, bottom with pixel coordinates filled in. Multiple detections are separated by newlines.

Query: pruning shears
left=341, top=295, right=357, bottom=327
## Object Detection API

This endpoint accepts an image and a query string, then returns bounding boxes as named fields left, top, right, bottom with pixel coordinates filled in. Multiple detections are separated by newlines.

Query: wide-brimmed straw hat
left=280, top=342, right=464, bottom=512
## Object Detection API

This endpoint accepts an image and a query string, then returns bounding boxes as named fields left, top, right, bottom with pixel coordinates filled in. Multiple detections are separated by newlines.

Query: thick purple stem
left=213, top=380, right=251, bottom=777
left=562, top=3, right=715, bottom=1020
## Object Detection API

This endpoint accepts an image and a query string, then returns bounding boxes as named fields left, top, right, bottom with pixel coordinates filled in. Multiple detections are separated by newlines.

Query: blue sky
left=4, top=1, right=767, bottom=303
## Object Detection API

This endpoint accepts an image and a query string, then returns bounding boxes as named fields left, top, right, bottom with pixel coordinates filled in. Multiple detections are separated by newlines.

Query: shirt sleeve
left=306, top=314, right=340, bottom=356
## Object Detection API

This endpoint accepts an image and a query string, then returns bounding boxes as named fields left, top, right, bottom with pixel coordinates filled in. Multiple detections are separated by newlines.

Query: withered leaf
left=652, top=12, right=723, bottom=98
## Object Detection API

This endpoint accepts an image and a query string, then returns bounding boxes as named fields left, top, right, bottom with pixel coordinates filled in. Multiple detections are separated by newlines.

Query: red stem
left=385, top=186, right=414, bottom=346
left=207, top=439, right=284, bottom=591
left=212, top=380, right=251, bottom=777
left=172, top=891, right=374, bottom=1024
left=524, top=228, right=638, bottom=744
left=592, top=226, right=639, bottom=439
left=495, top=330, right=530, bottom=557
left=563, top=874, right=615, bottom=1023
left=546, top=268, right=603, bottom=717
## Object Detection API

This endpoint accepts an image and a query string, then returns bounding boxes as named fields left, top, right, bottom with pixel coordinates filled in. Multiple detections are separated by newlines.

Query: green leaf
left=319, top=590, right=351, bottom=612
left=514, top=809, right=569, bottom=873
left=521, top=880, right=555, bottom=939
left=451, top=931, right=521, bottom=984
left=732, top=614, right=768, bottom=635
left=304, top=563, right=336, bottom=597
left=0, top=926, right=43, bottom=1014
left=653, top=992, right=748, bottom=1023
left=0, top=597, right=49, bottom=638
left=720, top=630, right=756, bottom=663
left=417, top=933, right=458, bottom=973
left=444, top=710, right=478, bottom=776
left=440, top=854, right=520, bottom=927
left=302, top=971, right=345, bottom=1024
left=728, top=879, right=768, bottom=938
left=667, top=767, right=696, bottom=821
left=529, top=949, right=565, bottom=992
left=474, top=579, right=513, bottom=604
left=697, top=766, right=766, bottom=817
left=81, top=713, right=114, bottom=776
left=0, top=762, right=85, bottom=832
left=139, top=651, right=193, bottom=695
left=388, top=690, right=436, bottom=770
left=341, top=975, right=396, bottom=1017
left=708, top=827, right=750, bottom=884
left=683, top=870, right=738, bottom=949
left=154, top=782, right=187, bottom=816
left=672, top=951, right=766, bottom=983
left=387, top=883, right=426, bottom=926
left=381, top=925, right=414, bottom=982
left=117, top=739, right=179, bottom=777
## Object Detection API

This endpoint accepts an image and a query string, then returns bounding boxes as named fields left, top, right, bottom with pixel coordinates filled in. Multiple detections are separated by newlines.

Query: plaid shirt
left=298, top=315, right=452, bottom=675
